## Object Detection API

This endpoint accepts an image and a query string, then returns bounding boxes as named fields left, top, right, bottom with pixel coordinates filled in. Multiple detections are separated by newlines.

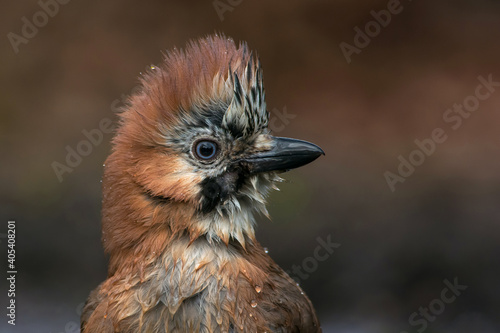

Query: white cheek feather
left=195, top=172, right=282, bottom=247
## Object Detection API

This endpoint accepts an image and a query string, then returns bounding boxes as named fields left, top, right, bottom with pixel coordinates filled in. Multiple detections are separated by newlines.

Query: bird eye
left=193, top=139, right=219, bottom=161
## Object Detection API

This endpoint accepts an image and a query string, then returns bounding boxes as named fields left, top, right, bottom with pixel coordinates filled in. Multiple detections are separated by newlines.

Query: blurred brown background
left=1, top=0, right=500, bottom=332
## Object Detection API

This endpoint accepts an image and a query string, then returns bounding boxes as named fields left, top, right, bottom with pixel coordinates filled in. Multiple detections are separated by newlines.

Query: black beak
left=242, top=136, right=324, bottom=175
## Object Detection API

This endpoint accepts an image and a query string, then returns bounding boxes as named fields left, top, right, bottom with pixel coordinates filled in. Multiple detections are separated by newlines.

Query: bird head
left=102, top=35, right=323, bottom=257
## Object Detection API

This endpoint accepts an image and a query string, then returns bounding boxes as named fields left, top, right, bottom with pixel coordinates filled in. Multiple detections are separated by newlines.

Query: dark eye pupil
left=195, top=141, right=217, bottom=160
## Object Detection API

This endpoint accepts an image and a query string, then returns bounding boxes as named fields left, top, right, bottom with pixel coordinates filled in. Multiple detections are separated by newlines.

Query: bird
left=81, top=34, right=324, bottom=333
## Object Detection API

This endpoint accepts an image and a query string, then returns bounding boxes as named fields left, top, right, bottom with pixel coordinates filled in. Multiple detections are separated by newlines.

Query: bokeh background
left=2, top=0, right=500, bottom=332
